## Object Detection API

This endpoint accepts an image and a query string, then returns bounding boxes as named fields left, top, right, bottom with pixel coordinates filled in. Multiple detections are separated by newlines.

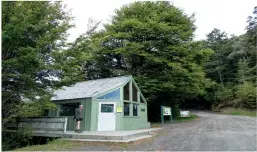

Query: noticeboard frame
left=161, top=105, right=173, bottom=124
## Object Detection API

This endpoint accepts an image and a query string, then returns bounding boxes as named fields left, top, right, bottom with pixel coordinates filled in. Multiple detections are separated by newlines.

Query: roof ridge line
left=75, top=75, right=131, bottom=84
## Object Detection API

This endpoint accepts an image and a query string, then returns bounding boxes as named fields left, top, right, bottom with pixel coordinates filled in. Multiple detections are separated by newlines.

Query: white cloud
left=63, top=0, right=257, bottom=42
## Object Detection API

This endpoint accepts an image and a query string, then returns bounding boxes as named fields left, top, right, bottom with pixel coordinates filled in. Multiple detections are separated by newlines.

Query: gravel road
left=72, top=111, right=257, bottom=151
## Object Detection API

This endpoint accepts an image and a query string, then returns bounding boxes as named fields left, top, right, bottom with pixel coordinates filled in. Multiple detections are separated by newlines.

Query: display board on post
left=160, top=106, right=173, bottom=124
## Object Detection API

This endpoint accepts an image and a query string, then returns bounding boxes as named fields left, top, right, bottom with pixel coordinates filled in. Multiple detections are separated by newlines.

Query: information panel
left=163, top=107, right=171, bottom=116
left=180, top=111, right=190, bottom=117
left=161, top=105, right=173, bottom=124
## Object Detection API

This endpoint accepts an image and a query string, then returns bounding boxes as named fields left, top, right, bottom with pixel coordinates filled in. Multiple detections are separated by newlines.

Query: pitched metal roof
left=51, top=76, right=131, bottom=101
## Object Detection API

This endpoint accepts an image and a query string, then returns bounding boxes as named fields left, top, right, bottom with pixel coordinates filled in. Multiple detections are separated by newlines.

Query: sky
left=62, top=0, right=257, bottom=42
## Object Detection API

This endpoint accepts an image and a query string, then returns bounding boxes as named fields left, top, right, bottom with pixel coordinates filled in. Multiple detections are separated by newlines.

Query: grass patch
left=13, top=140, right=82, bottom=151
left=175, top=114, right=198, bottom=122
left=221, top=108, right=256, bottom=117
left=13, top=139, right=131, bottom=151
left=151, top=123, right=163, bottom=128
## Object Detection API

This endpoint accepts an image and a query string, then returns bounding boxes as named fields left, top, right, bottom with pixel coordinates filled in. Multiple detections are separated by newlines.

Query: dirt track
left=72, top=111, right=257, bottom=151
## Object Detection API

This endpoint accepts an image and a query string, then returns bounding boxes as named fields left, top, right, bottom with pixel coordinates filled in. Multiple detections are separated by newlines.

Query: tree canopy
left=80, top=2, right=213, bottom=106
left=2, top=1, right=73, bottom=124
left=203, top=6, right=256, bottom=110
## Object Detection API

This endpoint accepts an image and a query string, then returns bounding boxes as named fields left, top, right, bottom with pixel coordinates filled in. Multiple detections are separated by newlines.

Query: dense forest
left=2, top=1, right=256, bottom=128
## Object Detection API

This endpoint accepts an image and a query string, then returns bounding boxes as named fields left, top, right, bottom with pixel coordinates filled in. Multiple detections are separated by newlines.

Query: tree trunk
left=218, top=70, right=224, bottom=88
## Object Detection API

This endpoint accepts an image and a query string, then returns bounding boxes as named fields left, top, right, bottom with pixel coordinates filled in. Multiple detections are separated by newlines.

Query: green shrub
left=222, top=108, right=256, bottom=117
left=234, top=82, right=256, bottom=109
left=212, top=82, right=256, bottom=110
left=215, top=86, right=234, bottom=102
left=2, top=127, right=33, bottom=151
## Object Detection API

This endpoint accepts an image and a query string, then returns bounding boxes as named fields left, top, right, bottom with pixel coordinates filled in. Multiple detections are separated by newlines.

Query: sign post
left=161, top=106, right=173, bottom=124
left=161, top=106, right=164, bottom=124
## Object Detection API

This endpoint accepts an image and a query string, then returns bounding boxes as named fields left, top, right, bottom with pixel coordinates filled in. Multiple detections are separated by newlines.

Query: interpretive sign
left=163, top=107, right=171, bottom=115
left=180, top=111, right=190, bottom=117
left=161, top=106, right=173, bottom=124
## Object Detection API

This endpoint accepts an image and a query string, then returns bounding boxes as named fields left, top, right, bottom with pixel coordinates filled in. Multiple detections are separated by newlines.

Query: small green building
left=49, top=76, right=150, bottom=131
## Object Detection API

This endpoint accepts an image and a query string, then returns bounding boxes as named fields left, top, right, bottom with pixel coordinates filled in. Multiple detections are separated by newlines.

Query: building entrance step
left=61, top=128, right=162, bottom=142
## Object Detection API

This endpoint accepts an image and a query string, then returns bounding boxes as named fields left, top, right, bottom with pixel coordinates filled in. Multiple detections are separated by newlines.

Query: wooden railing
left=6, top=117, right=67, bottom=137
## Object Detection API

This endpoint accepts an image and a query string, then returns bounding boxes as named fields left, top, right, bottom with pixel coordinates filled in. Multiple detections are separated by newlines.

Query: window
left=101, top=104, right=114, bottom=113
left=133, top=104, right=138, bottom=116
left=97, top=89, right=120, bottom=100
left=140, top=95, right=144, bottom=103
left=59, top=103, right=79, bottom=116
left=132, top=83, right=138, bottom=102
left=124, top=102, right=130, bottom=116
left=123, top=82, right=130, bottom=100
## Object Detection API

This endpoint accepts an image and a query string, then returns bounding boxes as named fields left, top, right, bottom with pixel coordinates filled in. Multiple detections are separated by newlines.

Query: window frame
left=100, top=103, right=115, bottom=113
left=96, top=88, right=121, bottom=100
left=123, top=102, right=130, bottom=116
left=132, top=82, right=138, bottom=102
left=123, top=82, right=130, bottom=101
left=133, top=103, right=139, bottom=116
left=122, top=79, right=147, bottom=117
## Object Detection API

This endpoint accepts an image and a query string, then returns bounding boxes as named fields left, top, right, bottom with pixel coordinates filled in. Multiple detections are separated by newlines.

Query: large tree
left=246, top=6, right=257, bottom=46
left=74, top=2, right=213, bottom=115
left=204, top=28, right=230, bottom=87
left=245, top=6, right=257, bottom=69
left=2, top=1, right=73, bottom=124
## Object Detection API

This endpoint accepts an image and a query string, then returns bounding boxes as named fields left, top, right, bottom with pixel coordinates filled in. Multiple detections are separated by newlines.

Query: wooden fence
left=6, top=117, right=67, bottom=137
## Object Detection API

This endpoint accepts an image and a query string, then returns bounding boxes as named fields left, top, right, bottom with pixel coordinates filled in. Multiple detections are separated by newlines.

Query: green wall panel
left=115, top=101, right=122, bottom=131
left=83, top=98, right=92, bottom=131
left=66, top=116, right=76, bottom=131
left=90, top=100, right=98, bottom=131
left=121, top=103, right=150, bottom=130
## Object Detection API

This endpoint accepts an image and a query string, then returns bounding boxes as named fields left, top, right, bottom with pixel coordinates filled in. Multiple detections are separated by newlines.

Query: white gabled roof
left=51, top=76, right=131, bottom=101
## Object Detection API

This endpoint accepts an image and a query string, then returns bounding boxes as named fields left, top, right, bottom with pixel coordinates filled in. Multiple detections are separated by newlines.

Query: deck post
left=64, top=117, right=67, bottom=133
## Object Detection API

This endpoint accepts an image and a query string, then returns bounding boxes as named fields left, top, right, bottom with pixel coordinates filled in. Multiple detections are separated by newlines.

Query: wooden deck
left=61, top=128, right=161, bottom=142
left=6, top=128, right=162, bottom=142
left=5, top=117, right=162, bottom=142
left=6, top=117, right=67, bottom=137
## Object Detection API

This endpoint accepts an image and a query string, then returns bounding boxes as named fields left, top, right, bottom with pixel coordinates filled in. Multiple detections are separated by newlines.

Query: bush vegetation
left=221, top=108, right=256, bottom=117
